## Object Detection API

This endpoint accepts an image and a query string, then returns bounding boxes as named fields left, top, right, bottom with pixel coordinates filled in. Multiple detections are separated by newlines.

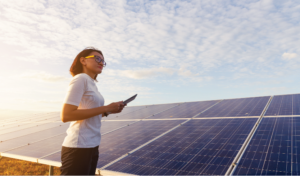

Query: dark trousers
left=60, top=145, right=99, bottom=175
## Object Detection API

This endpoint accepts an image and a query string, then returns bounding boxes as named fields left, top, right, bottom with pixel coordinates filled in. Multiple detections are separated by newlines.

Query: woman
left=60, top=47, right=125, bottom=175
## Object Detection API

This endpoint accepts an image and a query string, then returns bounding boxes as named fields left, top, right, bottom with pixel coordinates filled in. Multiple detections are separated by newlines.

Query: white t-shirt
left=62, top=73, right=104, bottom=148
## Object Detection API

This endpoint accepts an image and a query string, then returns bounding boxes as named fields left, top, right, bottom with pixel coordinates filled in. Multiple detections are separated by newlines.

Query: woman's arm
left=61, top=101, right=124, bottom=123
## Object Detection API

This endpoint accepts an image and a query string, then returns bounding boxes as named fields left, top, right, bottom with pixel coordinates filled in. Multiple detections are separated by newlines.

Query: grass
left=0, top=156, right=61, bottom=175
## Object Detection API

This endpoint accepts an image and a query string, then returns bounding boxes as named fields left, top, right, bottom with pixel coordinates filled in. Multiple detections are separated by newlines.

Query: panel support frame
left=225, top=95, right=274, bottom=175
left=49, top=165, right=54, bottom=176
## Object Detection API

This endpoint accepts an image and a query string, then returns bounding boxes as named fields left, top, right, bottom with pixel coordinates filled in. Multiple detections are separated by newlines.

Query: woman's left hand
left=112, top=101, right=126, bottom=114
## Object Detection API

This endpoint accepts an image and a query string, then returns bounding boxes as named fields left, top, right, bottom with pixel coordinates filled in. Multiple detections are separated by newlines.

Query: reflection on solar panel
left=104, top=106, right=145, bottom=119
left=0, top=112, right=60, bottom=128
left=0, top=122, right=66, bottom=142
left=0, top=124, right=69, bottom=152
left=233, top=117, right=300, bottom=175
left=105, top=118, right=257, bottom=175
left=146, top=101, right=219, bottom=119
left=1, top=93, right=299, bottom=175
left=108, top=103, right=180, bottom=120
left=197, top=97, right=270, bottom=117
left=265, top=94, right=300, bottom=116
left=97, top=120, right=185, bottom=168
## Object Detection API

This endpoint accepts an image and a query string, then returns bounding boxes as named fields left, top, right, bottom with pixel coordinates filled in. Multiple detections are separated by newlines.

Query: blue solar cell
left=265, top=94, right=300, bottom=116
left=146, top=101, right=219, bottom=119
left=96, top=120, right=185, bottom=168
left=293, top=94, right=300, bottom=116
left=106, top=118, right=257, bottom=175
left=233, top=117, right=300, bottom=175
left=292, top=117, right=300, bottom=174
left=197, top=97, right=270, bottom=117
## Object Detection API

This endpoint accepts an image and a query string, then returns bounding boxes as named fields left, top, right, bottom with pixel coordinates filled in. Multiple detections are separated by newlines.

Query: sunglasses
left=85, top=55, right=106, bottom=67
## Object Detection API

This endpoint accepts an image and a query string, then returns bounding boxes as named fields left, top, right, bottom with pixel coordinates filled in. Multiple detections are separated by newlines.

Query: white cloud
left=104, top=67, right=175, bottom=79
left=178, top=66, right=195, bottom=77
left=20, top=71, right=70, bottom=82
left=0, top=0, right=300, bottom=111
left=282, top=52, right=298, bottom=60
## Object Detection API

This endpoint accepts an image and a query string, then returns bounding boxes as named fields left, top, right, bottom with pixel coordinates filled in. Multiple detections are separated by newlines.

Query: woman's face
left=81, top=51, right=104, bottom=74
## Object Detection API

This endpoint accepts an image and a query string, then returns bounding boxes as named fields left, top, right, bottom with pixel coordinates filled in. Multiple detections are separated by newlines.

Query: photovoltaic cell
left=292, top=117, right=300, bottom=175
left=0, top=124, right=69, bottom=152
left=233, top=117, right=300, bottom=175
left=264, top=94, right=300, bottom=116
left=197, top=97, right=270, bottom=117
left=294, top=94, right=300, bottom=115
left=106, top=118, right=257, bottom=175
left=96, top=120, right=185, bottom=168
left=108, top=103, right=180, bottom=120
left=146, top=101, right=219, bottom=119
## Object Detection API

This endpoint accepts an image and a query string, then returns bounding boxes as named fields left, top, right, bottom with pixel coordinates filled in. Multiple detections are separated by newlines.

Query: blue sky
left=0, top=0, right=299, bottom=115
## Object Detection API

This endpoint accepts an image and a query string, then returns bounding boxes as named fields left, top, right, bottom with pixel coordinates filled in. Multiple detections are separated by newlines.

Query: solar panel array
left=0, top=93, right=299, bottom=175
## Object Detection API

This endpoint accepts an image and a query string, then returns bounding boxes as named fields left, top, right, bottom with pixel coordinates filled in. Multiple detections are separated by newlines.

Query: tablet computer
left=124, top=94, right=138, bottom=105
left=106, top=94, right=138, bottom=116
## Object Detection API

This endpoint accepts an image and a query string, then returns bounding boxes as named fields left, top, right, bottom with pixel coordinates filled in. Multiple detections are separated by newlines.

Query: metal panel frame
left=225, top=95, right=274, bottom=175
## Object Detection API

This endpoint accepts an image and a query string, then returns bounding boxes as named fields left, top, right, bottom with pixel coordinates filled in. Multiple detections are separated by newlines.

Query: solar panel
left=96, top=120, right=185, bottom=168
left=0, top=124, right=68, bottom=152
left=3, top=133, right=66, bottom=158
left=265, top=94, right=300, bottom=116
left=293, top=94, right=300, bottom=115
left=1, top=93, right=299, bottom=175
left=145, top=101, right=219, bottom=119
left=108, top=103, right=180, bottom=120
left=105, top=118, right=257, bottom=175
left=197, top=97, right=270, bottom=117
left=233, top=117, right=300, bottom=175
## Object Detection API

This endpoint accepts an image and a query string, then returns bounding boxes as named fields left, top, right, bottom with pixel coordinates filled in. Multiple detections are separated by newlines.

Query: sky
left=0, top=0, right=299, bottom=115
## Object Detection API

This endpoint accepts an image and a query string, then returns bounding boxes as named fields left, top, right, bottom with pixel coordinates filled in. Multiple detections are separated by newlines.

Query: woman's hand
left=106, top=101, right=125, bottom=114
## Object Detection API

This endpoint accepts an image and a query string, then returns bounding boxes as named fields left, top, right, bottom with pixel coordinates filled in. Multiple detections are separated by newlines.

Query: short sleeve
left=63, top=74, right=87, bottom=106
